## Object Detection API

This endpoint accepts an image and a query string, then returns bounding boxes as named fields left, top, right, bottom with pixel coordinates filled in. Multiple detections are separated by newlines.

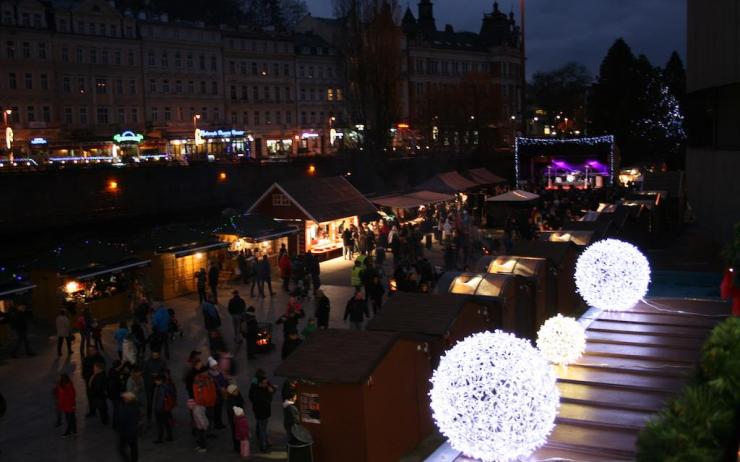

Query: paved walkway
left=0, top=257, right=363, bottom=462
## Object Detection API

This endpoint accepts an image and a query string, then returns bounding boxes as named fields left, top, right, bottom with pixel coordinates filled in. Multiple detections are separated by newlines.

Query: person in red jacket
left=55, top=373, right=77, bottom=437
left=278, top=254, right=292, bottom=292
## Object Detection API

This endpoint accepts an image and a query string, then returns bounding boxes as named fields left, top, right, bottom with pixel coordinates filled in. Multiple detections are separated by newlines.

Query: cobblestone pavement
left=0, top=257, right=359, bottom=462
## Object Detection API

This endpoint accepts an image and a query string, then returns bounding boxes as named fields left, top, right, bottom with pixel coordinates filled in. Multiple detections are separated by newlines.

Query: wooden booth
left=538, top=230, right=595, bottom=246
left=485, top=189, right=540, bottom=228
left=248, top=177, right=377, bottom=260
left=508, top=240, right=584, bottom=317
left=0, top=269, right=35, bottom=340
left=475, top=255, right=550, bottom=330
left=275, top=329, right=427, bottom=462
left=30, top=242, right=150, bottom=323
left=436, top=272, right=538, bottom=339
left=131, top=226, right=229, bottom=301
left=562, top=217, right=614, bottom=241
left=366, top=292, right=496, bottom=438
left=211, top=213, right=298, bottom=270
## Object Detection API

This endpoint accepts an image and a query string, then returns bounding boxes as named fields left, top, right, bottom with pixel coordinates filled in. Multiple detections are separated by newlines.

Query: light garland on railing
left=429, top=330, right=559, bottom=462
left=574, top=238, right=651, bottom=312
left=514, top=135, right=616, bottom=187
left=536, top=314, right=586, bottom=366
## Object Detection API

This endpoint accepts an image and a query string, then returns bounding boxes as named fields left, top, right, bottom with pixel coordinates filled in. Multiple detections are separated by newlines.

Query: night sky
left=304, top=0, right=686, bottom=79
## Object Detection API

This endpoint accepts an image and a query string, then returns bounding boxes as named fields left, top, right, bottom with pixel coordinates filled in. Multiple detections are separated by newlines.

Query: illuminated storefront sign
left=30, top=137, right=48, bottom=145
left=301, top=132, right=319, bottom=139
left=199, top=129, right=246, bottom=138
left=113, top=131, right=144, bottom=144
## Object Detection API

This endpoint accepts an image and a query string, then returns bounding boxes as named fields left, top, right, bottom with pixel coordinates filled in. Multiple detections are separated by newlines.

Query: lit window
left=272, top=193, right=290, bottom=207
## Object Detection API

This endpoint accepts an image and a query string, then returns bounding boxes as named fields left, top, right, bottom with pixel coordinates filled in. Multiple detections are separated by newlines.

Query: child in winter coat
left=233, top=406, right=251, bottom=459
left=55, top=373, right=77, bottom=436
left=187, top=398, right=209, bottom=453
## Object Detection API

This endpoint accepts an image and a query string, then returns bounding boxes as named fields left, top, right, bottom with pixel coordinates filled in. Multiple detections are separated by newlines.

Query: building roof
left=641, top=171, right=685, bottom=197
left=366, top=293, right=466, bottom=337
left=251, top=176, right=377, bottom=223
left=370, top=190, right=453, bottom=209
left=211, top=214, right=298, bottom=243
left=275, top=329, right=399, bottom=384
left=30, top=241, right=150, bottom=279
left=465, top=168, right=507, bottom=185
left=486, top=189, right=539, bottom=202
left=509, top=240, right=580, bottom=266
left=415, top=171, right=479, bottom=194
left=293, top=31, right=336, bottom=54
left=129, top=225, right=228, bottom=256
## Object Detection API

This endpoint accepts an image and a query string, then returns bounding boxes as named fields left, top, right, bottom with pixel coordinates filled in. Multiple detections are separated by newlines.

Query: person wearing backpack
left=187, top=398, right=209, bottom=453
left=152, top=374, right=175, bottom=443
left=193, top=367, right=217, bottom=435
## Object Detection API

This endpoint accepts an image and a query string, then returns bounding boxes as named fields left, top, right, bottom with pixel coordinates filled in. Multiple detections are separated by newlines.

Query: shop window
left=272, top=193, right=290, bottom=206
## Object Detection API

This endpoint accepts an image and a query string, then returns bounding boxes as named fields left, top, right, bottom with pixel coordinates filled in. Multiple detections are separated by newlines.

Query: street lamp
left=192, top=113, right=201, bottom=130
left=3, top=110, right=12, bottom=161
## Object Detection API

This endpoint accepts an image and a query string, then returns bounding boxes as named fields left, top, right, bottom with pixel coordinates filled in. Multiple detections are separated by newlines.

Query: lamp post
left=192, top=113, right=201, bottom=155
left=3, top=109, right=12, bottom=163
left=192, top=113, right=201, bottom=131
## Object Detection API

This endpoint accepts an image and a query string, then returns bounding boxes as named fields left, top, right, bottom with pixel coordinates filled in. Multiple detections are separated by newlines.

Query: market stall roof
left=465, top=168, right=507, bottom=185
left=485, top=189, right=540, bottom=202
left=129, top=225, right=228, bottom=257
left=211, top=214, right=298, bottom=243
left=249, top=176, right=377, bottom=223
left=30, top=241, right=150, bottom=280
left=370, top=190, right=454, bottom=209
left=414, top=171, right=479, bottom=194
left=366, top=293, right=466, bottom=337
left=539, top=230, right=595, bottom=246
left=563, top=218, right=613, bottom=239
left=275, top=329, right=399, bottom=384
left=509, top=240, right=580, bottom=266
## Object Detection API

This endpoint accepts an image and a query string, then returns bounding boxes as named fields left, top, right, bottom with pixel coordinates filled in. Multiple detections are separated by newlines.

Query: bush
left=636, top=317, right=740, bottom=461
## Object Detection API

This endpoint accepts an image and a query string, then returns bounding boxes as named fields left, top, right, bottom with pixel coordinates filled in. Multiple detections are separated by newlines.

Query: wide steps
left=557, top=364, right=685, bottom=393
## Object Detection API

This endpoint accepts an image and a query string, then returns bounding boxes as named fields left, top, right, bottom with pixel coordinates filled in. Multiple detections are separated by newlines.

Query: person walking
left=9, top=305, right=34, bottom=357
left=55, top=309, right=72, bottom=357
left=114, top=321, right=129, bottom=360
left=193, top=365, right=218, bottom=434
left=152, top=302, right=171, bottom=360
left=227, top=290, right=246, bottom=344
left=248, top=371, right=275, bottom=453
left=233, top=406, right=251, bottom=459
left=257, top=255, right=275, bottom=297
left=342, top=227, right=353, bottom=260
left=207, top=358, right=228, bottom=429
left=367, top=275, right=385, bottom=316
left=116, top=392, right=140, bottom=462
left=126, top=365, right=146, bottom=421
left=107, top=360, right=129, bottom=429
left=195, top=268, right=208, bottom=304
left=88, top=362, right=109, bottom=425
left=83, top=346, right=105, bottom=416
left=225, top=384, right=246, bottom=453
left=201, top=295, right=222, bottom=338
left=55, top=373, right=77, bottom=437
left=278, top=252, right=292, bottom=292
left=282, top=392, right=300, bottom=445
left=143, top=351, right=166, bottom=423
left=152, top=374, right=175, bottom=443
left=242, top=306, right=259, bottom=360
left=187, top=398, right=209, bottom=453
left=350, top=259, right=364, bottom=292
left=276, top=304, right=305, bottom=338
left=344, top=290, right=369, bottom=330
left=245, top=250, right=258, bottom=297
left=315, top=290, right=330, bottom=329
left=208, top=261, right=220, bottom=303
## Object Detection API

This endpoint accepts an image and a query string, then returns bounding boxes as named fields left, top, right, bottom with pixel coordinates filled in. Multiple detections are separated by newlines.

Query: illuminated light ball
left=429, top=331, right=559, bottom=462
left=537, top=314, right=586, bottom=366
left=575, top=238, right=651, bottom=311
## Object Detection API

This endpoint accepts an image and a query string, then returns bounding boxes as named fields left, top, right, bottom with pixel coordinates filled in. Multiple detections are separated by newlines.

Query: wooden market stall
left=366, top=292, right=496, bottom=438
left=485, top=189, right=540, bottom=228
left=29, top=241, right=150, bottom=322
left=275, top=329, right=426, bottom=462
left=475, top=255, right=550, bottom=330
left=435, top=271, right=538, bottom=339
left=211, top=213, right=299, bottom=269
left=247, top=177, right=377, bottom=260
left=414, top=171, right=479, bottom=194
left=129, top=226, right=229, bottom=301
left=369, top=190, right=453, bottom=225
left=508, top=240, right=584, bottom=317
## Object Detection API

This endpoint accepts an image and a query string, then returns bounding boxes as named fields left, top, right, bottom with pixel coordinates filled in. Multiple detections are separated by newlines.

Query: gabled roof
left=30, top=241, right=150, bottom=279
left=371, top=190, right=453, bottom=209
left=415, top=171, right=478, bottom=194
left=486, top=189, right=539, bottom=202
left=211, top=214, right=297, bottom=243
left=275, top=329, right=399, bottom=384
left=465, top=168, right=507, bottom=185
left=129, top=225, right=227, bottom=256
left=249, top=176, right=377, bottom=223
left=366, top=293, right=466, bottom=337
left=509, top=240, right=580, bottom=266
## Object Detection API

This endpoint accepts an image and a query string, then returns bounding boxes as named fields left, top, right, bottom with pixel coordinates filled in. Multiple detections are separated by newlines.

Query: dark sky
left=304, top=0, right=686, bottom=80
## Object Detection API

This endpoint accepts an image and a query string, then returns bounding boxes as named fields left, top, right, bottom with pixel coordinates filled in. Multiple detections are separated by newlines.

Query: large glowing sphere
left=575, top=238, right=651, bottom=311
left=429, top=331, right=560, bottom=462
left=537, top=314, right=587, bottom=366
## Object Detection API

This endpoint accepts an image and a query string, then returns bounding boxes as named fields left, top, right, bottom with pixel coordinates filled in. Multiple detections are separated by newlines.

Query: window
left=61, top=47, right=69, bottom=62
left=6, top=40, right=14, bottom=58
left=99, top=23, right=106, bottom=36
left=77, top=21, right=85, bottom=33
left=252, top=86, right=258, bottom=101
left=263, top=86, right=269, bottom=101
left=149, top=79, right=156, bottom=93
left=272, top=192, right=290, bottom=207
left=78, top=77, right=86, bottom=94
left=253, top=111, right=260, bottom=125
left=240, top=62, right=246, bottom=75
left=8, top=73, right=16, bottom=89
left=38, top=43, right=46, bottom=59
left=230, top=112, right=237, bottom=124
left=274, top=86, right=280, bottom=102
left=3, top=10, right=14, bottom=25
left=25, top=73, right=32, bottom=89
left=241, top=85, right=247, bottom=101
left=126, top=26, right=133, bottom=37
left=90, top=48, right=97, bottom=64
left=230, top=86, right=236, bottom=100
left=199, top=81, right=206, bottom=93
left=40, top=73, right=48, bottom=90
left=336, top=89, right=343, bottom=101
left=97, top=107, right=109, bottom=124
left=300, top=111, right=306, bottom=125
left=308, top=66, right=314, bottom=78
left=187, top=81, right=194, bottom=93
left=58, top=19, right=68, bottom=31
left=285, top=86, right=290, bottom=102
left=128, top=79, right=136, bottom=95
left=299, top=65, right=304, bottom=78
left=10, top=106, right=18, bottom=122
left=101, top=49, right=108, bottom=64
left=33, top=13, right=41, bottom=27
left=117, top=108, right=125, bottom=123
left=148, top=51, right=155, bottom=66
left=201, top=107, right=207, bottom=121
left=26, top=106, right=35, bottom=122
left=76, top=48, right=83, bottom=63
left=272, top=63, right=279, bottom=77
left=161, top=51, right=168, bottom=67
left=21, top=13, right=29, bottom=26
left=42, top=106, right=50, bottom=122
left=110, top=25, right=117, bottom=36
left=211, top=81, right=217, bottom=95
left=130, top=108, right=138, bottom=123
left=22, top=42, right=30, bottom=58
left=175, top=80, right=182, bottom=94
left=199, top=55, right=205, bottom=70
left=283, top=64, right=290, bottom=76
left=300, top=88, right=305, bottom=101
left=162, top=80, right=169, bottom=93
left=128, top=51, right=134, bottom=65
left=275, top=111, right=281, bottom=124
left=242, top=112, right=248, bottom=124
left=251, top=62, right=257, bottom=75
left=309, top=88, right=315, bottom=101
left=210, top=56, right=217, bottom=71
left=187, top=53, right=193, bottom=68
left=62, top=77, right=70, bottom=92
left=174, top=52, right=181, bottom=68
left=286, top=111, right=292, bottom=124
left=212, top=107, right=219, bottom=122
left=95, top=79, right=107, bottom=95
left=327, top=88, right=334, bottom=101
left=151, top=107, right=158, bottom=121
left=64, top=107, right=73, bottom=124
left=164, top=107, right=171, bottom=121
left=265, top=111, right=271, bottom=124
left=115, top=79, right=123, bottom=94
left=228, top=61, right=235, bottom=73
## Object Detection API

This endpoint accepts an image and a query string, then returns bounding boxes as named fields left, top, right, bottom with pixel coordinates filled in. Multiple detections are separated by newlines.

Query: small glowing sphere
left=218, top=171, right=227, bottom=181
left=537, top=314, right=586, bottom=366
left=107, top=180, right=119, bottom=191
left=575, top=238, right=651, bottom=311
left=429, top=331, right=559, bottom=462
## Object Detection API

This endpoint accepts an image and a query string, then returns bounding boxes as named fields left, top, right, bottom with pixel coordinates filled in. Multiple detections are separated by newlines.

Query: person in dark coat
left=282, top=392, right=301, bottom=445
left=225, top=384, right=246, bottom=452
left=107, top=360, right=130, bottom=429
left=88, top=362, right=109, bottom=425
left=208, top=262, right=220, bottom=303
left=304, top=251, right=321, bottom=295
left=281, top=332, right=302, bottom=360
left=248, top=373, right=275, bottom=453
left=83, top=346, right=106, bottom=416
left=152, top=374, right=174, bottom=443
left=275, top=307, right=305, bottom=337
left=242, top=307, right=259, bottom=360
left=367, top=275, right=385, bottom=316
left=256, top=255, right=275, bottom=297
left=227, top=290, right=246, bottom=344
left=116, top=392, right=140, bottom=461
left=9, top=305, right=34, bottom=357
left=344, top=290, right=369, bottom=330
left=314, top=290, right=330, bottom=329
left=194, top=269, right=207, bottom=304
left=143, top=351, right=166, bottom=423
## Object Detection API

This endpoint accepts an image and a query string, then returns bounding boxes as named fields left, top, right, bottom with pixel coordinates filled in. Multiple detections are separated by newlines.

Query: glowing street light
left=192, top=113, right=201, bottom=130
